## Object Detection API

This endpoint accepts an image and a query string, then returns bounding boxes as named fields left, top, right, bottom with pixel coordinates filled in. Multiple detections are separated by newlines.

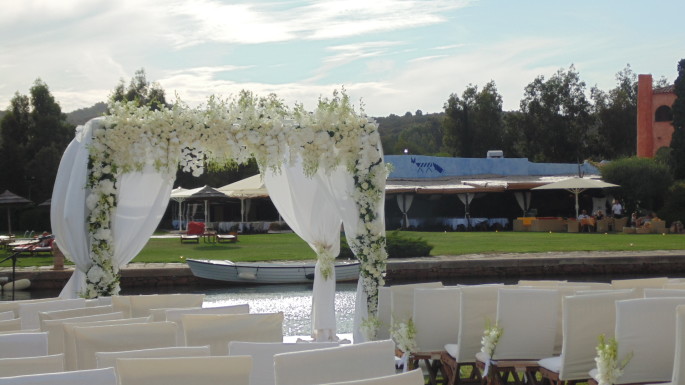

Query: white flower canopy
left=50, top=90, right=388, bottom=342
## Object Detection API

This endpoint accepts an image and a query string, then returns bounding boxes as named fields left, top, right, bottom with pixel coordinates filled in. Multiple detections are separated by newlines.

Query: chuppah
left=50, top=90, right=388, bottom=343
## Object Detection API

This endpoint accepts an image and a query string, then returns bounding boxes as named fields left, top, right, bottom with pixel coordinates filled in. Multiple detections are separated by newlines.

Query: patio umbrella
left=0, top=190, right=33, bottom=235
left=188, top=185, right=228, bottom=227
left=169, top=186, right=203, bottom=231
left=218, top=174, right=269, bottom=223
left=532, top=177, right=619, bottom=218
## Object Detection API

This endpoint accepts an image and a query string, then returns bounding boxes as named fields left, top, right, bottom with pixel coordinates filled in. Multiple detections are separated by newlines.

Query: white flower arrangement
left=480, top=320, right=503, bottom=357
left=82, top=89, right=388, bottom=314
left=595, top=334, right=632, bottom=385
left=390, top=318, right=417, bottom=354
left=314, top=243, right=335, bottom=280
left=360, top=316, right=382, bottom=341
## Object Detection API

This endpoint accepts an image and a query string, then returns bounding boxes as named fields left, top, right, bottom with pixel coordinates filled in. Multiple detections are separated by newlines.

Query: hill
left=66, top=102, right=107, bottom=125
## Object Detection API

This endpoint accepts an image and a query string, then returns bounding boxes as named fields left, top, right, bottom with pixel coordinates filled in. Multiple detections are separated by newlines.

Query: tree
left=670, top=59, right=685, bottom=180
left=515, top=65, right=594, bottom=163
left=658, top=181, right=685, bottom=225
left=0, top=79, right=74, bottom=204
left=110, top=68, right=168, bottom=110
left=601, top=157, right=673, bottom=215
left=442, top=81, right=503, bottom=157
left=591, top=65, right=638, bottom=160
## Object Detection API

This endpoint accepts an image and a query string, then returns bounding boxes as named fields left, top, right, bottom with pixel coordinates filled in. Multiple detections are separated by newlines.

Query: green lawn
left=1, top=231, right=684, bottom=268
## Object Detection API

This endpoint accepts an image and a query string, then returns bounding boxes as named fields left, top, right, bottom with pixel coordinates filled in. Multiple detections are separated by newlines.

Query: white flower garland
left=82, top=90, right=388, bottom=321
left=390, top=318, right=417, bottom=353
left=595, top=334, right=632, bottom=385
left=480, top=320, right=503, bottom=357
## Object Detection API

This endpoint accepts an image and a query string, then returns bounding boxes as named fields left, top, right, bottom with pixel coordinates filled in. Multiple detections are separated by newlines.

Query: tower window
left=655, top=105, right=673, bottom=122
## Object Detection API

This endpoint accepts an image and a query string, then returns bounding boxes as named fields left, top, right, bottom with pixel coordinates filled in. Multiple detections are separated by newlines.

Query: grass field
left=1, top=231, right=684, bottom=268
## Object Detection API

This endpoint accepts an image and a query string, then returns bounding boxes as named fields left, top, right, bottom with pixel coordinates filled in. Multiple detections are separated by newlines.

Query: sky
left=1, top=0, right=684, bottom=117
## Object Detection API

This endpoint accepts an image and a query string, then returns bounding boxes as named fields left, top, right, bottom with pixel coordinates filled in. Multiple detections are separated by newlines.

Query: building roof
left=654, top=84, right=675, bottom=94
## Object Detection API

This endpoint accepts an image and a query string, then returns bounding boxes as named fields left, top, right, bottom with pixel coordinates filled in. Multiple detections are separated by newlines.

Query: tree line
left=1, top=63, right=684, bottom=231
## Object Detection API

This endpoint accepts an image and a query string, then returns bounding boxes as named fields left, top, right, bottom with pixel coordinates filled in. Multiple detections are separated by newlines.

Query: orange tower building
left=636, top=74, right=676, bottom=157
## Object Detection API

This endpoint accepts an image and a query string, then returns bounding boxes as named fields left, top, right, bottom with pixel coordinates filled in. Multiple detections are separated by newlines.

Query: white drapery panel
left=52, top=118, right=174, bottom=298
left=264, top=166, right=342, bottom=341
left=514, top=192, right=532, bottom=216
left=51, top=120, right=97, bottom=298
left=315, top=166, right=385, bottom=344
left=396, top=194, right=414, bottom=228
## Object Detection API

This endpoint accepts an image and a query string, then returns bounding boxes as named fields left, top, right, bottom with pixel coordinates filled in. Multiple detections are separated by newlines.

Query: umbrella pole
left=574, top=192, right=580, bottom=219
left=204, top=200, right=209, bottom=228
left=6, top=207, right=10, bottom=236
left=178, top=200, right=183, bottom=232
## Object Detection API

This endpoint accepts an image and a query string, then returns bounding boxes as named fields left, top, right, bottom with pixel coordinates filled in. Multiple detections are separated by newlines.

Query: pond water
left=3, top=282, right=358, bottom=337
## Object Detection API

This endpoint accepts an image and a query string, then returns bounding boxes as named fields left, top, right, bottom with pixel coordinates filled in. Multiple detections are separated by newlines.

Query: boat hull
left=186, top=259, right=361, bottom=284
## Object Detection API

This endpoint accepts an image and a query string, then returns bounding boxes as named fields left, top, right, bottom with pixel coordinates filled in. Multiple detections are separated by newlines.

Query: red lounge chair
left=181, top=222, right=205, bottom=243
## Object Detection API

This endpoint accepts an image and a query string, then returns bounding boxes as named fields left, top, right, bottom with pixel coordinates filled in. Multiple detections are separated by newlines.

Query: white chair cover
left=18, top=298, right=86, bottom=330
left=273, top=340, right=396, bottom=385
left=96, top=346, right=210, bottom=368
left=0, top=311, right=15, bottom=321
left=0, top=332, right=48, bottom=359
left=0, top=298, right=59, bottom=319
left=0, top=354, right=64, bottom=377
left=413, top=287, right=460, bottom=352
left=644, top=288, right=685, bottom=298
left=670, top=305, right=685, bottom=385
left=160, top=304, right=249, bottom=344
left=38, top=305, right=114, bottom=324
left=614, top=298, right=685, bottom=384
left=0, top=319, right=21, bottom=333
left=318, top=369, right=425, bottom=385
left=111, top=296, right=133, bottom=318
left=0, top=367, right=116, bottom=385
left=128, top=294, right=205, bottom=317
left=611, top=277, right=669, bottom=297
left=52, top=118, right=174, bottom=298
left=376, top=287, right=391, bottom=340
left=447, top=284, right=502, bottom=362
left=390, top=282, right=443, bottom=326
left=42, top=312, right=125, bottom=355
left=63, top=317, right=151, bottom=370
left=182, top=313, right=284, bottom=355
left=488, top=288, right=559, bottom=360
left=229, top=341, right=339, bottom=385
left=115, top=356, right=252, bottom=385
left=538, top=290, right=634, bottom=381
left=86, top=297, right=113, bottom=307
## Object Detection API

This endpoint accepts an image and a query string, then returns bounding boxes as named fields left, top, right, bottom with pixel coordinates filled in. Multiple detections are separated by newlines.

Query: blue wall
left=386, top=155, right=599, bottom=179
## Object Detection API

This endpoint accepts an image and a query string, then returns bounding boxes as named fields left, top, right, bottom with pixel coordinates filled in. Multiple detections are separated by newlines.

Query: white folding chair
left=41, top=312, right=125, bottom=354
left=410, top=287, right=460, bottom=385
left=0, top=367, right=116, bottom=385
left=538, top=290, right=635, bottom=385
left=73, top=321, right=177, bottom=370
left=62, top=317, right=151, bottom=370
left=475, top=288, right=559, bottom=385
left=603, top=298, right=685, bottom=384
left=96, top=346, right=210, bottom=368
left=0, top=318, right=21, bottom=333
left=376, top=287, right=391, bottom=340
left=643, top=288, right=685, bottom=298
left=38, top=305, right=114, bottom=324
left=0, top=311, right=15, bottom=321
left=115, top=356, right=252, bottom=385
left=441, top=284, right=502, bottom=385
left=128, top=294, right=205, bottom=317
left=228, top=341, right=339, bottom=385
left=0, top=332, right=48, bottom=359
left=159, top=304, right=249, bottom=344
left=274, top=340, right=396, bottom=385
left=18, top=298, right=86, bottom=330
left=611, top=277, right=669, bottom=296
left=0, top=298, right=59, bottom=319
left=0, top=354, right=64, bottom=377
left=315, top=369, right=425, bottom=385
left=182, top=313, right=283, bottom=355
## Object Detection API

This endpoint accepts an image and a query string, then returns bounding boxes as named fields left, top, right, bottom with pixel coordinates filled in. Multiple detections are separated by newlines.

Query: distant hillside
left=66, top=102, right=107, bottom=126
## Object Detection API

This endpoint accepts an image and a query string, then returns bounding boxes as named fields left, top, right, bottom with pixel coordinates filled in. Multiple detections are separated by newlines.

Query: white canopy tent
left=218, top=174, right=269, bottom=223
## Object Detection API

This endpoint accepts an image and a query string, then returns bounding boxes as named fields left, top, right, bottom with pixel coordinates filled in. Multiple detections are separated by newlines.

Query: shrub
left=338, top=230, right=433, bottom=259
left=658, top=181, right=685, bottom=226
left=601, top=157, right=673, bottom=214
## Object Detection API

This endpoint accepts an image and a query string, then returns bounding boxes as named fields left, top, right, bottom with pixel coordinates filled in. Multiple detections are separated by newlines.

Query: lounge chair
left=217, top=232, right=238, bottom=243
left=180, top=222, right=204, bottom=243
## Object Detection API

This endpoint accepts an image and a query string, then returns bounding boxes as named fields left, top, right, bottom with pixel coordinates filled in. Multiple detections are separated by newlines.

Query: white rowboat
left=186, top=259, right=361, bottom=284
